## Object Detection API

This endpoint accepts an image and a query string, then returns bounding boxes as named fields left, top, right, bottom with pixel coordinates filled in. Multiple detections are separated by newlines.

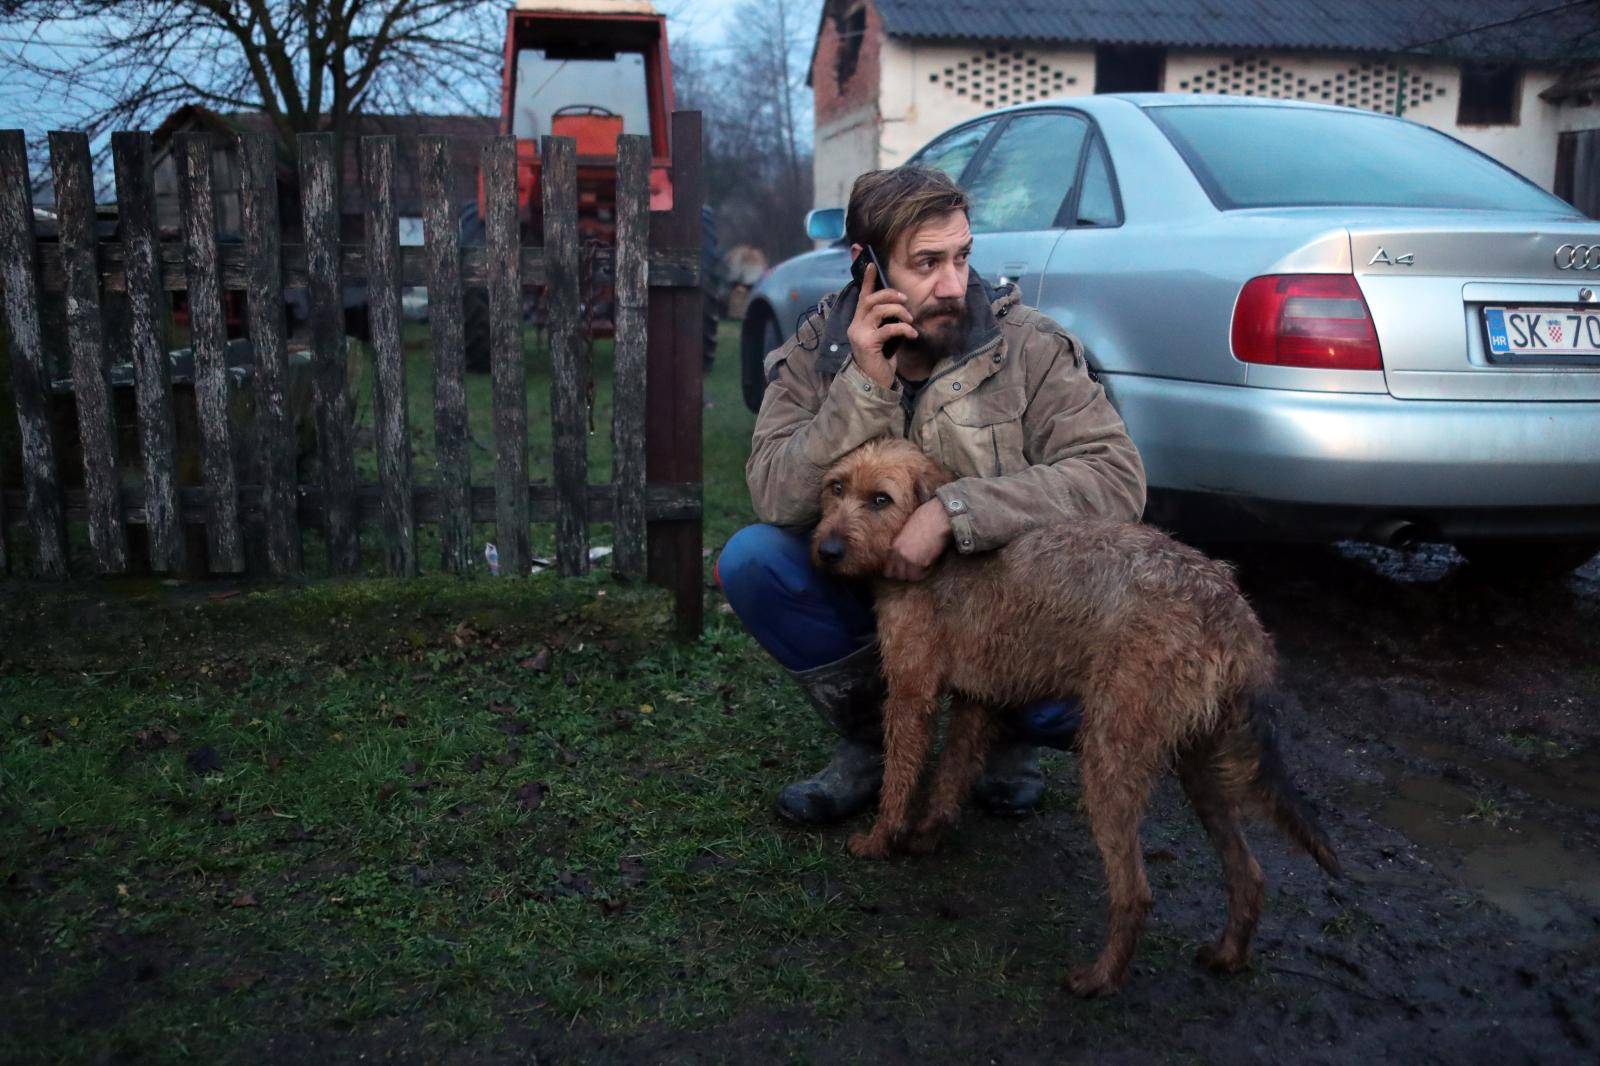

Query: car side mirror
left=804, top=207, right=846, bottom=242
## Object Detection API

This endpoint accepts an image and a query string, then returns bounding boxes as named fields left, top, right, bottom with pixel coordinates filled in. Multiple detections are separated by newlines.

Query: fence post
left=419, top=136, right=472, bottom=574
left=0, top=131, right=68, bottom=577
left=646, top=111, right=705, bottom=639
left=542, top=135, right=588, bottom=578
left=611, top=134, right=650, bottom=580
left=239, top=131, right=301, bottom=575
left=485, top=135, right=529, bottom=574
left=299, top=133, right=360, bottom=574
left=176, top=132, right=244, bottom=572
left=50, top=131, right=129, bottom=573
left=112, top=131, right=187, bottom=573
left=361, top=135, right=416, bottom=577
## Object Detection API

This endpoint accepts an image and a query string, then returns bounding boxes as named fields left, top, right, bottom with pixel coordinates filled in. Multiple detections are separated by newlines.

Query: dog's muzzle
left=815, top=535, right=846, bottom=567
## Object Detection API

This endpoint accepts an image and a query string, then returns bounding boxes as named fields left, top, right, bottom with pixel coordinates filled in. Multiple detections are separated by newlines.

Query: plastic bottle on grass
left=485, top=542, right=500, bottom=576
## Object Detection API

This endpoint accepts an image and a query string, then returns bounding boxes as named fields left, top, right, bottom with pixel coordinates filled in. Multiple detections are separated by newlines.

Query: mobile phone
left=849, top=244, right=904, bottom=359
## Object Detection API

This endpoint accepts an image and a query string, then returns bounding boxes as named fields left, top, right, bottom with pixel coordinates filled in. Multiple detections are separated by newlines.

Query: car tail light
left=1231, top=274, right=1384, bottom=371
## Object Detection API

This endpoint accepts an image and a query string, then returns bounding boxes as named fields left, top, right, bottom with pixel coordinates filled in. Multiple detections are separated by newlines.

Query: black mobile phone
left=849, top=244, right=903, bottom=358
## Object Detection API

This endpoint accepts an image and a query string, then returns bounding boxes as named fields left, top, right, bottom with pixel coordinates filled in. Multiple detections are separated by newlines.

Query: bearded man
left=717, top=164, right=1147, bottom=824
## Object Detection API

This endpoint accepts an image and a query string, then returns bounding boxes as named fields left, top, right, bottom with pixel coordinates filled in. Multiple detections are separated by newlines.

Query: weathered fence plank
left=4, top=481, right=701, bottom=528
left=0, top=131, right=67, bottom=576
left=542, top=135, right=588, bottom=578
left=239, top=132, right=301, bottom=575
left=485, top=136, right=529, bottom=573
left=176, top=133, right=244, bottom=572
left=299, top=133, right=360, bottom=574
left=612, top=134, right=650, bottom=579
left=112, top=132, right=186, bottom=573
left=647, top=111, right=706, bottom=639
left=49, top=131, right=129, bottom=572
left=419, top=136, right=471, bottom=574
left=361, top=136, right=416, bottom=577
left=34, top=243, right=699, bottom=294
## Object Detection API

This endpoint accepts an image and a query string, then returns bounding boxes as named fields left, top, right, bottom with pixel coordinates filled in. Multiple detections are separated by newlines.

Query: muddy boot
left=974, top=740, right=1045, bottom=816
left=774, top=643, right=885, bottom=826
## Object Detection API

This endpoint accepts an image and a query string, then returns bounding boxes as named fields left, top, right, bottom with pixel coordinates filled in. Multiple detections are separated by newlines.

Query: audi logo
left=1554, top=243, right=1600, bottom=269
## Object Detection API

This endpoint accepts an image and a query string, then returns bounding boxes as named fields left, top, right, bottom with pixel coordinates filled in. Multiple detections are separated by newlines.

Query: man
left=718, top=165, right=1146, bottom=825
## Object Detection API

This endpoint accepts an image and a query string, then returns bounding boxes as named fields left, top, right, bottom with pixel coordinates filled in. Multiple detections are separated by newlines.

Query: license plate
left=1484, top=306, right=1600, bottom=355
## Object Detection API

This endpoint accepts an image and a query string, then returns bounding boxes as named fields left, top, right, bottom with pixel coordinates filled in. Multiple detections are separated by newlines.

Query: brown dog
left=810, top=437, right=1341, bottom=997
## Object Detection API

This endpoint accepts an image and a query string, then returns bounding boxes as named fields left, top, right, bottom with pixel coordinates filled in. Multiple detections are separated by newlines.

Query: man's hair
left=845, top=165, right=969, bottom=261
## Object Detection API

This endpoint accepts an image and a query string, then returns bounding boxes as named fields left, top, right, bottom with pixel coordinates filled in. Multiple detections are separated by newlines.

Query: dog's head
left=811, top=438, right=953, bottom=577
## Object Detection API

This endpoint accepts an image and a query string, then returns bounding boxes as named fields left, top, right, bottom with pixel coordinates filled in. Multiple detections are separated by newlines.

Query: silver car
left=740, top=93, right=1600, bottom=576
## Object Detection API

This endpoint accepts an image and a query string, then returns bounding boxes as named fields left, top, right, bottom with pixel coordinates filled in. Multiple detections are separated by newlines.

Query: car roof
left=987, top=91, right=1380, bottom=119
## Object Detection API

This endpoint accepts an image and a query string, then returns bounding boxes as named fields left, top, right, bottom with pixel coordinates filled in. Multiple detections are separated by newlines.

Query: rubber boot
left=974, top=697, right=1084, bottom=816
left=774, top=642, right=885, bottom=826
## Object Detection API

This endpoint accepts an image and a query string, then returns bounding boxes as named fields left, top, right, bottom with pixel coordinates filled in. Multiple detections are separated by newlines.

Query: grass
left=0, top=322, right=1103, bottom=1060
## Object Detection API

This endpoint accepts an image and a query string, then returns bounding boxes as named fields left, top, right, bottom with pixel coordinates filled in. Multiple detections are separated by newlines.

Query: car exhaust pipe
left=1369, top=519, right=1424, bottom=549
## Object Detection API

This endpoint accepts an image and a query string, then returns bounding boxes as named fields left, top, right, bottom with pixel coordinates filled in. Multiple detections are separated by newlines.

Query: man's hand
left=846, top=262, right=918, bottom=390
left=885, top=498, right=953, bottom=581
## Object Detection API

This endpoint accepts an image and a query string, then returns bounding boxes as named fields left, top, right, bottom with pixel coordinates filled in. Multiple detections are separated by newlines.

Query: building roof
left=869, top=0, right=1600, bottom=64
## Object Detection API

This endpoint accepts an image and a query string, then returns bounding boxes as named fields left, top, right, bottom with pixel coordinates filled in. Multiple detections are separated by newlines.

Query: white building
left=810, top=0, right=1600, bottom=215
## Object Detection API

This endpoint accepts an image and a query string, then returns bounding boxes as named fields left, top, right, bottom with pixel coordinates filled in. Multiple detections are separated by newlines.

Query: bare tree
left=677, top=0, right=819, bottom=263
left=0, top=1, right=500, bottom=160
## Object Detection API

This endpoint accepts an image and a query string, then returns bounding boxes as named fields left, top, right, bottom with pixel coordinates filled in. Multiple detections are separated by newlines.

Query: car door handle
left=997, top=261, right=1028, bottom=286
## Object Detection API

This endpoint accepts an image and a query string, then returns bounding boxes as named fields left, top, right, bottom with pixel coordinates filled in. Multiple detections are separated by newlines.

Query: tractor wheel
left=463, top=287, right=492, bottom=373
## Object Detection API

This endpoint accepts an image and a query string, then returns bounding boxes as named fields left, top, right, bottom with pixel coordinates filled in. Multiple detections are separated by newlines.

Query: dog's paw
left=848, top=831, right=893, bottom=860
left=1194, top=942, right=1250, bottom=974
left=1065, top=964, right=1124, bottom=998
left=903, top=821, right=946, bottom=855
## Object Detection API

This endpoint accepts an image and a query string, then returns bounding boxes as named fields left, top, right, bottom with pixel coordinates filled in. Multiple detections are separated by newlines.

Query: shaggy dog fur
left=810, top=437, right=1341, bottom=997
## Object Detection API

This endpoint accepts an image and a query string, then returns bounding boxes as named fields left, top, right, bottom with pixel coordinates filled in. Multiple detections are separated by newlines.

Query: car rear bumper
left=1106, top=373, right=1600, bottom=539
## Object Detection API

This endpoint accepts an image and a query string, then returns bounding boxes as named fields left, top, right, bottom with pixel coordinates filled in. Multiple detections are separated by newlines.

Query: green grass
left=0, top=323, right=1106, bottom=1060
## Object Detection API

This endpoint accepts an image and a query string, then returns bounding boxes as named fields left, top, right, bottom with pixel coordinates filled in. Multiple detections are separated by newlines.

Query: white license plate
left=1484, top=306, right=1600, bottom=355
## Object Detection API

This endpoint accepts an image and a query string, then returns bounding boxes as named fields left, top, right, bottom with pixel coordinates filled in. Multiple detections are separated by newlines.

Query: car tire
left=1453, top=539, right=1600, bottom=581
left=741, top=303, right=783, bottom=414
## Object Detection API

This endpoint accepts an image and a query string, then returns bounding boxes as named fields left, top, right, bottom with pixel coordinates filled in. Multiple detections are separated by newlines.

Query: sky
left=0, top=0, right=807, bottom=139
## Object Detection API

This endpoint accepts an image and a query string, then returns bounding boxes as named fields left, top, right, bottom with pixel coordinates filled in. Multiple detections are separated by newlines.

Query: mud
left=547, top=543, right=1600, bottom=1064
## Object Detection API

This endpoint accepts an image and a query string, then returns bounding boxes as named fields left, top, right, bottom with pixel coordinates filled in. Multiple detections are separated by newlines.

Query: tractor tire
left=463, top=287, right=492, bottom=373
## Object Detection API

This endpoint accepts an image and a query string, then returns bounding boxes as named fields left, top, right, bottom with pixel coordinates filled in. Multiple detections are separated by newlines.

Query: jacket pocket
left=938, top=386, right=1028, bottom=477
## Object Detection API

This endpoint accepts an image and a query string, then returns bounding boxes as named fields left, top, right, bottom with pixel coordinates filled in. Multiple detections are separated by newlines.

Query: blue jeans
left=716, top=524, right=1081, bottom=748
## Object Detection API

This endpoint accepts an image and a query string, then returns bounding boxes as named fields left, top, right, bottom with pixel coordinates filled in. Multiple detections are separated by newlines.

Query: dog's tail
left=1240, top=689, right=1343, bottom=879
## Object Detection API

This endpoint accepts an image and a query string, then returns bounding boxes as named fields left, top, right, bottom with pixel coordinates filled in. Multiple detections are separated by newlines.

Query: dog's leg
left=1068, top=727, right=1157, bottom=997
left=1177, top=741, right=1265, bottom=974
left=906, top=696, right=997, bottom=855
left=847, top=676, right=938, bottom=859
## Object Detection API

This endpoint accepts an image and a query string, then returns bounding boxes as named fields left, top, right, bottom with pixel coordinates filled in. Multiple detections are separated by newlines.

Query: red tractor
left=464, top=0, right=717, bottom=369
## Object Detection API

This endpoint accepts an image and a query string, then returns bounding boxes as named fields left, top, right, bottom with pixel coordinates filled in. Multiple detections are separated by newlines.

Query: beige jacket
left=747, top=278, right=1147, bottom=554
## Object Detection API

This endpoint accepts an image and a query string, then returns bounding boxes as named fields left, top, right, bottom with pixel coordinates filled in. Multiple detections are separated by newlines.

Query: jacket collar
left=815, top=273, right=1017, bottom=378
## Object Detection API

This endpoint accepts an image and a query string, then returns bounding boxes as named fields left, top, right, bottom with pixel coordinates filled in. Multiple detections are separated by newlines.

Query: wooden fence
left=0, top=112, right=705, bottom=637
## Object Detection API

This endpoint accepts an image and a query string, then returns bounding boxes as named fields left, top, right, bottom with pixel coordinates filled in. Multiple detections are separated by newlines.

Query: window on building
left=835, top=2, right=866, bottom=89
left=1095, top=46, right=1164, bottom=93
left=1458, top=63, right=1519, bottom=125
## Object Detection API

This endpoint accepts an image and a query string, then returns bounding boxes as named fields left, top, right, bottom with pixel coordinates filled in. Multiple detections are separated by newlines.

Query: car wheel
left=741, top=303, right=783, bottom=413
left=1453, top=539, right=1600, bottom=581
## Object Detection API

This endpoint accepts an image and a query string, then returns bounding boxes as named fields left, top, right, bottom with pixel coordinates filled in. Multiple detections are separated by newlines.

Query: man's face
left=860, top=210, right=972, bottom=358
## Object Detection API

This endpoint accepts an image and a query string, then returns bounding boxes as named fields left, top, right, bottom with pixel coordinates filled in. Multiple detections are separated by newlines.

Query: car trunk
left=1349, top=218, right=1600, bottom=400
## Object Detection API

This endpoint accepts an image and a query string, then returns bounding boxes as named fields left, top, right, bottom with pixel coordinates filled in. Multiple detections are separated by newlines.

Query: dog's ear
left=912, top=453, right=953, bottom=505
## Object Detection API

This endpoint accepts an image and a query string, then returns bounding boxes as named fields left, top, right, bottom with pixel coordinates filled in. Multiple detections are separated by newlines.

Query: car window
left=911, top=119, right=997, bottom=182
left=1148, top=104, right=1579, bottom=213
left=964, top=112, right=1090, bottom=233
left=1075, top=139, right=1120, bottom=226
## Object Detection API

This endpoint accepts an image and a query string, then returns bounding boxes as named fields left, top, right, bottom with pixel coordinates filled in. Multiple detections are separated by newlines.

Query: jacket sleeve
left=933, top=321, right=1146, bottom=553
left=746, top=340, right=904, bottom=527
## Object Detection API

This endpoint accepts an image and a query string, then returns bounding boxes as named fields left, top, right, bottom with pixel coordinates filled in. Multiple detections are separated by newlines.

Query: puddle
left=1354, top=738, right=1600, bottom=939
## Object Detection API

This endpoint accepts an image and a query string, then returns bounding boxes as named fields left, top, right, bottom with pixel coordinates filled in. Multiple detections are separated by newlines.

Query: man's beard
left=905, top=299, right=968, bottom=359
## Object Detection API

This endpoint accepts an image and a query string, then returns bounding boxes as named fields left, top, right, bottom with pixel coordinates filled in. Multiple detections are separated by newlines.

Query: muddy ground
left=548, top=543, right=1600, bottom=1065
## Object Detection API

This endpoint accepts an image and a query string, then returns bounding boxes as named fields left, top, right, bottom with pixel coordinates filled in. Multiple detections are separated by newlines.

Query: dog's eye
left=829, top=480, right=843, bottom=496
left=871, top=492, right=893, bottom=509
